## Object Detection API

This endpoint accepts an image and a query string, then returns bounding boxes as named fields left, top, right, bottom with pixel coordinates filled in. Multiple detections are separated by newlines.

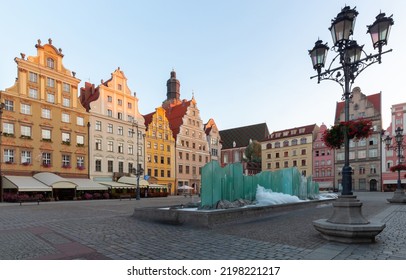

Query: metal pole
left=341, top=63, right=353, bottom=196
left=397, top=138, right=402, bottom=191
left=136, top=123, right=140, bottom=200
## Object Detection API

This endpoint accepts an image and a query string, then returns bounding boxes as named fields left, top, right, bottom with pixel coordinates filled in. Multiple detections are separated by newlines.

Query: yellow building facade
left=0, top=39, right=89, bottom=178
left=261, top=124, right=319, bottom=177
left=144, top=107, right=176, bottom=194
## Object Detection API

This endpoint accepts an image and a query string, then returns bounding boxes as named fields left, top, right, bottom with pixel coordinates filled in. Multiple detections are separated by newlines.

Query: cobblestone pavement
left=0, top=192, right=405, bottom=260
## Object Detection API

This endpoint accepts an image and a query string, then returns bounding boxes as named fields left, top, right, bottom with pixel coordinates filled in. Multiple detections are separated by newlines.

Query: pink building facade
left=312, top=123, right=335, bottom=191
left=382, top=102, right=406, bottom=191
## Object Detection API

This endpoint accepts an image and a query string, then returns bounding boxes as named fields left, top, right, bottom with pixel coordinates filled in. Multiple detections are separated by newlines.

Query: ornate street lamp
left=310, top=6, right=394, bottom=243
left=384, top=127, right=406, bottom=203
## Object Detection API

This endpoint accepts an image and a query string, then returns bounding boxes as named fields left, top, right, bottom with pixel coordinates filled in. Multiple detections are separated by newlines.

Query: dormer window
left=47, top=57, right=55, bottom=69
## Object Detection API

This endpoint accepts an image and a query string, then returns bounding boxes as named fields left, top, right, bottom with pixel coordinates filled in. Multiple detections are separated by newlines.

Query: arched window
left=266, top=143, right=272, bottom=149
left=300, top=138, right=307, bottom=144
left=283, top=140, right=289, bottom=147
left=274, top=142, right=281, bottom=148
left=47, top=57, right=55, bottom=69
left=291, top=139, right=298, bottom=145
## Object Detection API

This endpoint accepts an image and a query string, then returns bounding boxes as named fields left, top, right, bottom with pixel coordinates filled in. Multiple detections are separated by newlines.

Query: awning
left=33, top=172, right=77, bottom=189
left=68, top=178, right=108, bottom=191
left=117, top=176, right=149, bottom=187
left=384, top=179, right=406, bottom=184
left=2, top=176, right=52, bottom=192
left=148, top=184, right=168, bottom=189
left=99, top=181, right=135, bottom=189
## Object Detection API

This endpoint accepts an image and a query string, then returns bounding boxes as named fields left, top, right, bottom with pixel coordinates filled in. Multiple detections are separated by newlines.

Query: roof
left=220, top=123, right=269, bottom=149
left=267, top=124, right=318, bottom=140
left=143, top=112, right=154, bottom=130
left=118, top=176, right=149, bottom=187
left=335, top=91, right=381, bottom=122
left=164, top=100, right=191, bottom=139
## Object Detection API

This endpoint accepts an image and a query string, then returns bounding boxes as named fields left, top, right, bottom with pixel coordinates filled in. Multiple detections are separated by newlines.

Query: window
left=77, top=117, right=84, bottom=126
left=42, top=129, right=51, bottom=140
left=284, top=151, right=288, bottom=157
left=118, top=162, right=124, bottom=173
left=300, top=138, right=307, bottom=144
left=29, top=88, right=38, bottom=99
left=370, top=165, right=377, bottom=174
left=42, top=153, right=51, bottom=166
left=118, top=143, right=124, bottom=153
left=62, top=132, right=70, bottom=144
left=62, top=155, right=71, bottom=167
left=29, top=72, right=38, bottom=83
left=185, top=165, right=190, bottom=174
left=107, top=96, right=112, bottom=102
left=62, top=113, right=70, bottom=123
left=46, top=77, right=55, bottom=88
left=118, top=126, right=123, bottom=135
left=108, top=141, right=113, bottom=152
left=20, top=126, right=31, bottom=138
left=77, top=156, right=84, bottom=168
left=42, top=108, right=51, bottom=119
left=20, top=103, right=31, bottom=115
left=95, top=160, right=102, bottom=172
left=5, top=100, right=14, bottom=111
left=108, top=160, right=113, bottom=172
left=3, top=123, right=14, bottom=135
left=4, top=149, right=14, bottom=163
left=301, top=159, right=306, bottom=166
left=178, top=165, right=183, bottom=174
left=118, top=112, right=123, bottom=120
left=63, top=98, right=70, bottom=107
left=359, top=167, right=365, bottom=174
left=107, top=124, right=113, bottom=133
left=284, top=161, right=289, bottom=168
left=301, top=149, right=306, bottom=155
left=128, top=102, right=132, bottom=109
left=276, top=162, right=280, bottom=169
left=275, top=142, right=281, bottom=148
left=275, top=152, right=280, bottom=158
left=117, top=99, right=123, bottom=106
left=283, top=140, right=289, bottom=147
left=63, top=83, right=70, bottom=92
left=21, top=151, right=32, bottom=164
left=47, top=93, right=55, bottom=103
left=358, top=150, right=366, bottom=159
left=95, top=121, right=101, bottom=131
left=95, top=139, right=102, bottom=150
left=76, top=135, right=84, bottom=146
left=46, top=57, right=55, bottom=68
left=128, top=145, right=133, bottom=155
left=292, top=139, right=298, bottom=145
left=368, top=149, right=378, bottom=158
left=107, top=109, right=112, bottom=117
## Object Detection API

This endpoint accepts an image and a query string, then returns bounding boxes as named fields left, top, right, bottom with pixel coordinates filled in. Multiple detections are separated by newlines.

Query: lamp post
left=310, top=6, right=394, bottom=243
left=0, top=102, right=4, bottom=202
left=384, top=127, right=406, bottom=203
left=132, top=121, right=141, bottom=200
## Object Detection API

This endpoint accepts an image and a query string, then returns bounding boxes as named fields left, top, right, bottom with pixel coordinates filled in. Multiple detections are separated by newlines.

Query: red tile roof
left=335, top=92, right=381, bottom=122
left=267, top=124, right=318, bottom=140
left=164, top=100, right=191, bottom=140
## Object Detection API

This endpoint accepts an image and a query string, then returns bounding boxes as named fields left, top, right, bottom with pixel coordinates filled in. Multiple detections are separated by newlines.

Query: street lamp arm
left=310, top=49, right=392, bottom=92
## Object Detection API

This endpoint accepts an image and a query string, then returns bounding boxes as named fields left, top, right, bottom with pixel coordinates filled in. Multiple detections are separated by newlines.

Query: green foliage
left=244, top=140, right=262, bottom=162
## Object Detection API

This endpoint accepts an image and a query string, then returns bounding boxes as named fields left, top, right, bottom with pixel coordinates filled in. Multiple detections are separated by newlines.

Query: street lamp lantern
left=395, top=127, right=403, bottom=144
left=309, top=40, right=329, bottom=71
left=345, top=41, right=363, bottom=64
left=384, top=134, right=392, bottom=148
left=367, top=12, right=394, bottom=50
left=329, top=6, right=358, bottom=47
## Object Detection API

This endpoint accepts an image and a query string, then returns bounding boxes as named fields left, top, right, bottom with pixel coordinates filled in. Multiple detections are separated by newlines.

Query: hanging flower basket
left=390, top=164, right=406, bottom=172
left=322, top=119, right=373, bottom=149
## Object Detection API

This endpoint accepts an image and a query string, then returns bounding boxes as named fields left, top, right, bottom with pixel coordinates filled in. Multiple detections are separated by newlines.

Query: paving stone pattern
left=0, top=192, right=405, bottom=260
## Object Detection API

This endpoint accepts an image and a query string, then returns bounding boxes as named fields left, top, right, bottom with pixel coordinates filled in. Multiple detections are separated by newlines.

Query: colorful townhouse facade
left=204, top=118, right=222, bottom=163
left=334, top=87, right=383, bottom=191
left=382, top=102, right=406, bottom=191
left=261, top=124, right=319, bottom=177
left=79, top=68, right=146, bottom=184
left=220, top=123, right=269, bottom=175
left=312, top=123, right=335, bottom=190
left=162, top=70, right=211, bottom=194
left=0, top=39, right=93, bottom=200
left=143, top=106, right=176, bottom=194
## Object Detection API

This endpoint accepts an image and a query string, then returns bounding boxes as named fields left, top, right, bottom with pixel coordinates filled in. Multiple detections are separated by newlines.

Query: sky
left=1, top=0, right=405, bottom=132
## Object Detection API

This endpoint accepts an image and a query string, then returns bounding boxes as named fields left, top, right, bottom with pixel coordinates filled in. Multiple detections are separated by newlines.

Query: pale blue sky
left=1, top=0, right=405, bottom=132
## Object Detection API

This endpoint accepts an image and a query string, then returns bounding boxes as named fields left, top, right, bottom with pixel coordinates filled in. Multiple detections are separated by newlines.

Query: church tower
left=165, top=70, right=181, bottom=105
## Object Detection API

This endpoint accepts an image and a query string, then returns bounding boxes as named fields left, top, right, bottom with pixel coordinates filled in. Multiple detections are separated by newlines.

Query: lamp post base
left=387, top=189, right=406, bottom=203
left=313, top=195, right=385, bottom=243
